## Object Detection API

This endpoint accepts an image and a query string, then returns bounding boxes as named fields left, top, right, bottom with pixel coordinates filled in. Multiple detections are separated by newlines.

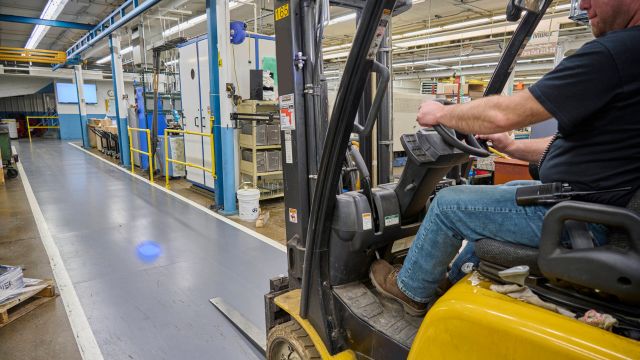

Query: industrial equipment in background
left=177, top=29, right=276, bottom=191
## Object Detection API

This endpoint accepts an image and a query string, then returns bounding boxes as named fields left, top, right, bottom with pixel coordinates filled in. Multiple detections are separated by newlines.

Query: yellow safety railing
left=128, top=127, right=154, bottom=183
left=0, top=47, right=66, bottom=64
left=164, top=128, right=215, bottom=189
left=27, top=116, right=60, bottom=142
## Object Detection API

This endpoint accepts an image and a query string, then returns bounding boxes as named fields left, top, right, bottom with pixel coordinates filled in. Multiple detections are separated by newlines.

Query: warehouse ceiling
left=0, top=0, right=590, bottom=82
left=0, top=0, right=121, bottom=50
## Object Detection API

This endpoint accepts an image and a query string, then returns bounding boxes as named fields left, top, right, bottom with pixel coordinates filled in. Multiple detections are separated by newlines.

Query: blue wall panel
left=59, top=113, right=115, bottom=140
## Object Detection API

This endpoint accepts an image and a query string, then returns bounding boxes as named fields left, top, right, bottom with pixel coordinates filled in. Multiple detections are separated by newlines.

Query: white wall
left=228, top=37, right=276, bottom=99
left=55, top=79, right=135, bottom=117
left=0, top=75, right=53, bottom=98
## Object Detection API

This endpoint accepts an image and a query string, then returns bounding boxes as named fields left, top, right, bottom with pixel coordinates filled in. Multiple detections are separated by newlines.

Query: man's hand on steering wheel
left=416, top=100, right=445, bottom=127
left=416, top=99, right=491, bottom=158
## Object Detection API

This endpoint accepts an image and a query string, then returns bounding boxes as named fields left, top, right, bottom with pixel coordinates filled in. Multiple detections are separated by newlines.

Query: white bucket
left=1, top=119, right=17, bottom=139
left=237, top=188, right=261, bottom=221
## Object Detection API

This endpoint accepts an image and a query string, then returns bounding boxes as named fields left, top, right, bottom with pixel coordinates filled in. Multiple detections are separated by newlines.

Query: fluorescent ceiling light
left=393, top=27, right=442, bottom=40
left=230, top=1, right=250, bottom=10
left=324, top=69, right=341, bottom=74
left=165, top=59, right=179, bottom=66
left=323, top=44, right=352, bottom=52
left=324, top=51, right=351, bottom=60
left=328, top=13, right=356, bottom=26
left=25, top=0, right=70, bottom=49
left=517, top=57, right=554, bottom=64
left=555, top=3, right=572, bottom=10
left=442, top=18, right=491, bottom=30
left=96, top=46, right=133, bottom=64
left=163, top=14, right=207, bottom=37
left=393, top=52, right=500, bottom=67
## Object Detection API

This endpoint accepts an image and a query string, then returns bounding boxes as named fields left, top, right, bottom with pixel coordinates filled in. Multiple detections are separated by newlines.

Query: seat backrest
left=538, top=197, right=640, bottom=305
left=607, top=189, right=640, bottom=249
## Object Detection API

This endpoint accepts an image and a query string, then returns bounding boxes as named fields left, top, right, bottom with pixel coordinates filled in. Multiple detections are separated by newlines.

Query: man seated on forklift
left=371, top=0, right=640, bottom=316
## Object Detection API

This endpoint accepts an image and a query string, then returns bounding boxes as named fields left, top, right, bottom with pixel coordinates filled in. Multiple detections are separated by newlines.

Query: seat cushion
left=475, top=239, right=541, bottom=275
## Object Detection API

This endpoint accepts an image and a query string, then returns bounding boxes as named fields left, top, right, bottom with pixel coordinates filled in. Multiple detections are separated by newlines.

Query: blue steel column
left=206, top=0, right=224, bottom=209
left=73, top=65, right=90, bottom=148
left=217, top=0, right=237, bottom=214
left=109, top=34, right=131, bottom=166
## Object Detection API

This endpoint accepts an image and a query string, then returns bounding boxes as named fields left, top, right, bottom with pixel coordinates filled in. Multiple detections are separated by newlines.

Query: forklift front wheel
left=267, top=321, right=320, bottom=360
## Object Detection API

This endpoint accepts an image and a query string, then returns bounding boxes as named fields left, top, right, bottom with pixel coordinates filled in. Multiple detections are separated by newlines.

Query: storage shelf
left=240, top=167, right=283, bottom=177
left=239, top=133, right=281, bottom=149
left=240, top=143, right=281, bottom=150
left=259, top=191, right=284, bottom=200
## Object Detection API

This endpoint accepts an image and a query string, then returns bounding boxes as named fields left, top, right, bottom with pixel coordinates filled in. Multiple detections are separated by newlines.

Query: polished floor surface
left=0, top=171, right=81, bottom=360
left=14, top=140, right=287, bottom=359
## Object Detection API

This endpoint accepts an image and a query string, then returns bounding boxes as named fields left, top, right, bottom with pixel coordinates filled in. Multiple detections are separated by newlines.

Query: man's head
left=580, top=0, right=640, bottom=37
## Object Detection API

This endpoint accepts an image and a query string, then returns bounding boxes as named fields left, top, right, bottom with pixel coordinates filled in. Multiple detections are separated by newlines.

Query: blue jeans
left=397, top=180, right=608, bottom=303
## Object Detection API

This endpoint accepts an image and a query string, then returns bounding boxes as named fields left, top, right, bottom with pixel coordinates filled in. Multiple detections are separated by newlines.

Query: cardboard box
left=100, top=119, right=114, bottom=127
left=88, top=125, right=97, bottom=148
left=104, top=125, right=118, bottom=135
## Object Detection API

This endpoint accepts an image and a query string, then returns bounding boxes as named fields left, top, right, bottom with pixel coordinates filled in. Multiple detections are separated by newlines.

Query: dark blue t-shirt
left=529, top=26, right=640, bottom=206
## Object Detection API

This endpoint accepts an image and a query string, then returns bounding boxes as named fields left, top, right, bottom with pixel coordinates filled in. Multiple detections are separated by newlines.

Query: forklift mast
left=274, top=0, right=411, bottom=290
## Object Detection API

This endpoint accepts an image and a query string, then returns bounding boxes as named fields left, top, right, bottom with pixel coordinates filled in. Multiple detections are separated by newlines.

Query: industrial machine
left=263, top=0, right=640, bottom=359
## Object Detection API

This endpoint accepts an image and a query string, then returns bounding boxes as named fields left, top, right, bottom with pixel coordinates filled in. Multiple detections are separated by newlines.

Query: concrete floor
left=0, top=171, right=81, bottom=360
left=89, top=148, right=287, bottom=244
left=3, top=139, right=287, bottom=359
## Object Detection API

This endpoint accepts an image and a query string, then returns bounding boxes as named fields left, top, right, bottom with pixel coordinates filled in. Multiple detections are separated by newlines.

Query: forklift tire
left=267, top=321, right=321, bottom=360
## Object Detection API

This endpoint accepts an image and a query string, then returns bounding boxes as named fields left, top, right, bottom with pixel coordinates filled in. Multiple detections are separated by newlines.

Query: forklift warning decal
left=384, top=214, right=400, bottom=226
left=367, top=9, right=392, bottom=60
left=289, top=208, right=298, bottom=223
left=279, top=94, right=296, bottom=130
left=362, top=213, right=373, bottom=231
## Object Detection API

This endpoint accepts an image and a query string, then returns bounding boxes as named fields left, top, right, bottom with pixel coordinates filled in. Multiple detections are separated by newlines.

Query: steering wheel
left=430, top=100, right=491, bottom=158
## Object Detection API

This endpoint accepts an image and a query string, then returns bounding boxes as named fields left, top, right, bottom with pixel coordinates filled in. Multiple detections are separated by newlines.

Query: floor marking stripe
left=67, top=142, right=287, bottom=252
left=16, top=146, right=104, bottom=360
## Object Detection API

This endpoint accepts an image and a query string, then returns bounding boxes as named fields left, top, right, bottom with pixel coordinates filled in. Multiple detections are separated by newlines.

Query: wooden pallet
left=0, top=279, right=56, bottom=328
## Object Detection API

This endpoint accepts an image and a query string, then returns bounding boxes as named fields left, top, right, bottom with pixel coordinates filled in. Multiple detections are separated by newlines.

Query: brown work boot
left=369, top=260, right=428, bottom=316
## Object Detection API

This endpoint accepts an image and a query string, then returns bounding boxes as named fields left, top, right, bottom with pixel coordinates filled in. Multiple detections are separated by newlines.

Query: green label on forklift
left=384, top=214, right=399, bottom=226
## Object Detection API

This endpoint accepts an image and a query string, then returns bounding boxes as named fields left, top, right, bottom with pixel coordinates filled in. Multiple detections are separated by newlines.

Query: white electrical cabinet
left=178, top=37, right=215, bottom=190
left=178, top=35, right=276, bottom=190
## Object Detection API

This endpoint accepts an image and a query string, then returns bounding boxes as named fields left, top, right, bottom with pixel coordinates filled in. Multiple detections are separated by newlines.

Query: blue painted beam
left=64, top=0, right=161, bottom=59
left=0, top=14, right=94, bottom=30
left=206, top=0, right=225, bottom=211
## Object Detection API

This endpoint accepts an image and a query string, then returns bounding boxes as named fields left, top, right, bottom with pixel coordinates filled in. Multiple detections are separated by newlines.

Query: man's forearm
left=503, top=136, right=552, bottom=163
left=433, top=91, right=551, bottom=134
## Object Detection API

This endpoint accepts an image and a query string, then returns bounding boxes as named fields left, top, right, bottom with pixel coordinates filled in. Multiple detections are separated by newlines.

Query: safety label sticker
left=384, top=214, right=399, bottom=226
left=279, top=94, right=296, bottom=130
left=362, top=213, right=373, bottom=231
left=367, top=9, right=392, bottom=60
left=289, top=208, right=298, bottom=223
left=284, top=130, right=293, bottom=164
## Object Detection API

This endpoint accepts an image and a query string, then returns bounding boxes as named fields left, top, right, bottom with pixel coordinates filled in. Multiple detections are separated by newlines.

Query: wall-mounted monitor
left=55, top=82, right=98, bottom=104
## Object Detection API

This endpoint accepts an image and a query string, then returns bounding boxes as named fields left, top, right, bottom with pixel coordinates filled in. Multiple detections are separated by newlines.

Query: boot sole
left=369, top=271, right=427, bottom=317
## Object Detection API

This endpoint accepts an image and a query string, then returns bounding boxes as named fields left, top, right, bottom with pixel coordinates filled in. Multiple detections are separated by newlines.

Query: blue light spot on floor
left=136, top=241, right=162, bottom=263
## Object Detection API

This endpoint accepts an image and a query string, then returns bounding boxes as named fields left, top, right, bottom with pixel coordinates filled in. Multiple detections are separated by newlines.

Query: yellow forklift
left=264, top=0, right=640, bottom=358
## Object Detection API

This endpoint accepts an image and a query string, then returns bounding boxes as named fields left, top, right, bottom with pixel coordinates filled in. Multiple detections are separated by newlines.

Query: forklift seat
left=476, top=189, right=640, bottom=306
